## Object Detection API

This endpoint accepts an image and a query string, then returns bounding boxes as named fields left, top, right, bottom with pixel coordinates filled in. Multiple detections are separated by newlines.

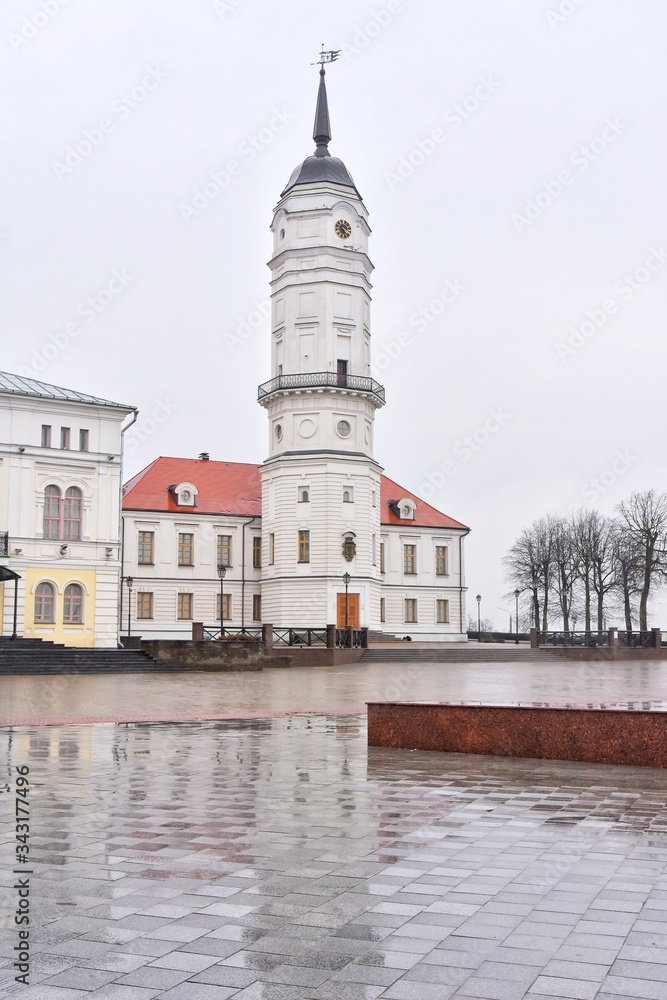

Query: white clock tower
left=258, top=59, right=385, bottom=629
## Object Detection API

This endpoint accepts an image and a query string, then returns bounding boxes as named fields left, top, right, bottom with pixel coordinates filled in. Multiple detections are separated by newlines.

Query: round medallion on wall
left=334, top=219, right=352, bottom=240
left=336, top=420, right=351, bottom=438
left=275, top=424, right=283, bottom=442
left=298, top=418, right=316, bottom=439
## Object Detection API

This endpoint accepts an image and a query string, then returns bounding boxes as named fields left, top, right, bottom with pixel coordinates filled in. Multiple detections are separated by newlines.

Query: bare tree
left=551, top=515, right=578, bottom=631
left=503, top=516, right=554, bottom=631
left=590, top=514, right=616, bottom=633
left=615, top=490, right=667, bottom=630
left=610, top=522, right=643, bottom=630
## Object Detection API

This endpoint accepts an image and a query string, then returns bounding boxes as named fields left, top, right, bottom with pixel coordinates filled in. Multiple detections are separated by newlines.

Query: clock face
left=335, top=219, right=352, bottom=240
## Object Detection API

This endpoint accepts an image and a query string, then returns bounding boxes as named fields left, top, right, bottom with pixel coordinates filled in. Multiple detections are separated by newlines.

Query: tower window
left=298, top=530, right=310, bottom=563
left=342, top=488, right=353, bottom=503
left=336, top=420, right=351, bottom=438
left=275, top=424, right=283, bottom=442
left=380, top=542, right=385, bottom=574
left=299, top=488, right=310, bottom=503
left=269, top=533, right=275, bottom=565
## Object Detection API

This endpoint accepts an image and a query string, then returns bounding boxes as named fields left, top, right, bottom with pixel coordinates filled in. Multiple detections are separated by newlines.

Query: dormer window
left=170, top=482, right=199, bottom=507
left=398, top=498, right=416, bottom=520
left=388, top=498, right=417, bottom=520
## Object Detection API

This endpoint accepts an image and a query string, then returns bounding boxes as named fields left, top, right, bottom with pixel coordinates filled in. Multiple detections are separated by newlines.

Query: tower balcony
left=257, top=371, right=385, bottom=406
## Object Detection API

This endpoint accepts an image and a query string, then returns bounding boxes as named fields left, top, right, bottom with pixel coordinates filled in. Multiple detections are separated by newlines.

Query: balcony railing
left=0, top=532, right=8, bottom=557
left=257, top=371, right=385, bottom=404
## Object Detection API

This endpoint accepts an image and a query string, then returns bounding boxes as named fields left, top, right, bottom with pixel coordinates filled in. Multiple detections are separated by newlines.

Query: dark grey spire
left=313, top=66, right=331, bottom=156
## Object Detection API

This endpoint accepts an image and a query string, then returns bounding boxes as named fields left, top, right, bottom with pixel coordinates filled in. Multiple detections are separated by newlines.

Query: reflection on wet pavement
left=2, top=658, right=667, bottom=725
left=1, top=715, right=667, bottom=997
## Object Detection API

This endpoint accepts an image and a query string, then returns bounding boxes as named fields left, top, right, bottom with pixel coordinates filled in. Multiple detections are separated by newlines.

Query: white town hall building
left=121, top=60, right=470, bottom=642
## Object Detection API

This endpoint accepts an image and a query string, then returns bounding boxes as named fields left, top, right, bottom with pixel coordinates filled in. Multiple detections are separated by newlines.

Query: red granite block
left=366, top=702, right=667, bottom=768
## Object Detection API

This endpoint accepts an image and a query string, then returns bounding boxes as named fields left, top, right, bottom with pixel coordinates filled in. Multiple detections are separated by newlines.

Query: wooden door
left=337, top=359, right=348, bottom=387
left=337, top=593, right=359, bottom=628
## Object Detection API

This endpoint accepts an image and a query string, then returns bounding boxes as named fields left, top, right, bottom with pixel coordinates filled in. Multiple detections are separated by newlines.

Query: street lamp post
left=476, top=594, right=481, bottom=642
left=217, top=564, right=227, bottom=637
left=497, top=607, right=512, bottom=634
left=126, top=576, right=133, bottom=641
left=343, top=572, right=351, bottom=628
left=514, top=588, right=520, bottom=645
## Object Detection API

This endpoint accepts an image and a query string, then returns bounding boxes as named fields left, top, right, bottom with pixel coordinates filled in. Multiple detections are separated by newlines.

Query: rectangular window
left=436, top=599, right=450, bottom=624
left=216, top=593, right=231, bottom=621
left=380, top=542, right=385, bottom=574
left=217, top=534, right=232, bottom=567
left=252, top=594, right=261, bottom=621
left=41, top=425, right=51, bottom=448
left=177, top=593, right=193, bottom=620
left=269, top=533, right=275, bottom=565
left=298, top=530, right=310, bottom=563
left=252, top=536, right=261, bottom=569
left=138, top=531, right=154, bottom=565
left=79, top=429, right=89, bottom=452
left=404, top=544, right=417, bottom=575
left=60, top=427, right=70, bottom=450
left=435, top=546, right=448, bottom=576
left=380, top=597, right=385, bottom=623
left=372, top=534, right=377, bottom=566
left=178, top=533, right=194, bottom=566
left=136, top=592, right=154, bottom=619
left=405, top=598, right=418, bottom=623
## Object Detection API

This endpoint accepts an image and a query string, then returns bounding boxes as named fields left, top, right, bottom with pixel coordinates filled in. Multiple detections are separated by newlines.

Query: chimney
left=198, top=452, right=210, bottom=461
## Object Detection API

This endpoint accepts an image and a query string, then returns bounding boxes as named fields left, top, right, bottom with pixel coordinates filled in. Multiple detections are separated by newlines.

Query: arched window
left=63, top=584, right=84, bottom=624
left=64, top=487, right=82, bottom=540
left=43, top=486, right=61, bottom=538
left=35, top=582, right=55, bottom=623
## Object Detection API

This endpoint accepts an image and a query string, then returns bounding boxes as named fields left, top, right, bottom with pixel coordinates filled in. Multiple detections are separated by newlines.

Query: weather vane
left=312, top=45, right=341, bottom=67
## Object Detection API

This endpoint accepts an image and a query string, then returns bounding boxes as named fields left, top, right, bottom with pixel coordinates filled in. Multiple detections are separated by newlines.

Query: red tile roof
left=123, top=457, right=468, bottom=530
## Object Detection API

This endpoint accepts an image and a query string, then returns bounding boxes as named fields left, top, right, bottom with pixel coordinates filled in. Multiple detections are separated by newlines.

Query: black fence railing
left=538, top=631, right=608, bottom=647
left=273, top=627, right=329, bottom=647
left=0, top=532, right=8, bottom=557
left=335, top=628, right=368, bottom=648
left=618, top=630, right=659, bottom=648
left=202, top=626, right=263, bottom=641
left=257, top=371, right=385, bottom=404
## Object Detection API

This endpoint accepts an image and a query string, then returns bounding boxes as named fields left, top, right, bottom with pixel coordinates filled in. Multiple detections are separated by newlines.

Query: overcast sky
left=3, top=0, right=667, bottom=629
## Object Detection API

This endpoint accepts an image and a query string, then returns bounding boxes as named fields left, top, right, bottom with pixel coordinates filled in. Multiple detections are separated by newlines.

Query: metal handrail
left=257, top=371, right=385, bottom=403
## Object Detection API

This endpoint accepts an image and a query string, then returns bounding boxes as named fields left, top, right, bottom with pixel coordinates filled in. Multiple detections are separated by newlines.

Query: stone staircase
left=0, top=637, right=181, bottom=675
left=360, top=645, right=565, bottom=663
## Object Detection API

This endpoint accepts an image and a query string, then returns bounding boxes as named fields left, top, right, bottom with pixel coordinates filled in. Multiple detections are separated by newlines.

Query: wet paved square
left=2, top=702, right=667, bottom=999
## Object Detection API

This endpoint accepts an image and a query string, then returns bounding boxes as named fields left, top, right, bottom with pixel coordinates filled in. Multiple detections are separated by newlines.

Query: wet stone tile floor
left=2, top=713, right=667, bottom=999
